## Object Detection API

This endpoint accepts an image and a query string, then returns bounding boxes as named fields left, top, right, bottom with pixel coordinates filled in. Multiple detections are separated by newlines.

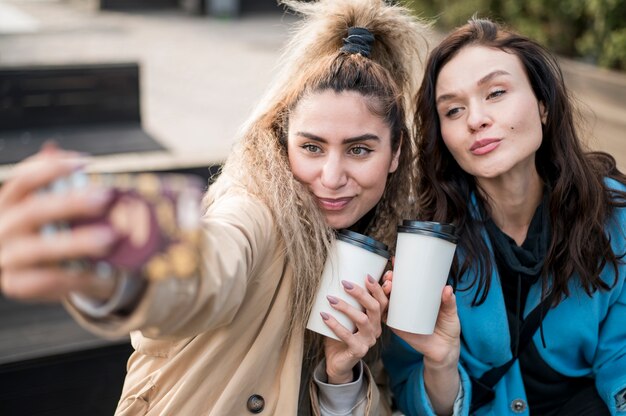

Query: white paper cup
left=306, top=230, right=390, bottom=341
left=386, top=221, right=458, bottom=334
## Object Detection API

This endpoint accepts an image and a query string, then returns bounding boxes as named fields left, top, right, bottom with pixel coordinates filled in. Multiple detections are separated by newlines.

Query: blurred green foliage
left=405, top=0, right=626, bottom=70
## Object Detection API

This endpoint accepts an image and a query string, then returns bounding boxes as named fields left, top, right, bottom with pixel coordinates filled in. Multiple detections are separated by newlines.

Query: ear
left=539, top=101, right=548, bottom=124
left=389, top=138, right=401, bottom=174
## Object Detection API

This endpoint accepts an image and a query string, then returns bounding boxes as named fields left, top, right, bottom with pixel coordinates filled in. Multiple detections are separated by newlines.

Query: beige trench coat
left=65, top=182, right=388, bottom=415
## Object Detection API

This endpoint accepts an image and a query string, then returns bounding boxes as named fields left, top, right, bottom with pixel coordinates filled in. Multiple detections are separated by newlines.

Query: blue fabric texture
left=383, top=178, right=626, bottom=415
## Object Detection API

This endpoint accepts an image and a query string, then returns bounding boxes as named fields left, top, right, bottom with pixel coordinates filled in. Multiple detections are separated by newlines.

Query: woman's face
left=287, top=90, right=399, bottom=229
left=435, top=45, right=546, bottom=181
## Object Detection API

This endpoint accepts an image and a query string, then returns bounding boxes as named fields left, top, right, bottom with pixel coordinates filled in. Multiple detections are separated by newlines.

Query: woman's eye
left=302, top=144, right=322, bottom=153
left=445, top=107, right=461, bottom=118
left=487, top=89, right=506, bottom=99
left=349, top=146, right=372, bottom=156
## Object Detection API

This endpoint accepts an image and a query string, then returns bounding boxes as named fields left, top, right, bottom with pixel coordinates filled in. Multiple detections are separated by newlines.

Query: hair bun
left=340, top=27, right=374, bottom=57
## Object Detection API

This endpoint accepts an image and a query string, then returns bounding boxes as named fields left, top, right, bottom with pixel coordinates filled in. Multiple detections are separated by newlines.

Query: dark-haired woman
left=383, top=17, right=626, bottom=416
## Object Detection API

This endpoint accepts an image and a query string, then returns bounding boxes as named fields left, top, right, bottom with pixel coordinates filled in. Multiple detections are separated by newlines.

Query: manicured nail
left=320, top=312, right=330, bottom=320
left=326, top=295, right=339, bottom=305
left=341, top=280, right=354, bottom=290
left=367, top=274, right=376, bottom=284
left=382, top=281, right=390, bottom=288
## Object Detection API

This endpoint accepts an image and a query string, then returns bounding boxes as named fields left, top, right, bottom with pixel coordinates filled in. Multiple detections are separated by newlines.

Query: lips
left=316, top=197, right=353, bottom=211
left=470, top=138, right=501, bottom=155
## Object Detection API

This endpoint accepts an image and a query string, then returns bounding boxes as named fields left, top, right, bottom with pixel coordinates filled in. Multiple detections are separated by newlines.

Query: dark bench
left=99, top=0, right=178, bottom=10
left=0, top=297, right=132, bottom=416
left=0, top=62, right=165, bottom=165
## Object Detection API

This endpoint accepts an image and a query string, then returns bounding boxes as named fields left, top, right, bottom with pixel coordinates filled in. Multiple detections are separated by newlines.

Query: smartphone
left=41, top=172, right=206, bottom=281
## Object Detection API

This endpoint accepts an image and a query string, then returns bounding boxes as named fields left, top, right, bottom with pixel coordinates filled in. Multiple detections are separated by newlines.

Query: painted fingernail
left=320, top=312, right=330, bottom=320
left=382, top=281, right=390, bottom=288
left=341, top=280, right=354, bottom=290
left=326, top=295, right=339, bottom=305
left=367, top=274, right=376, bottom=284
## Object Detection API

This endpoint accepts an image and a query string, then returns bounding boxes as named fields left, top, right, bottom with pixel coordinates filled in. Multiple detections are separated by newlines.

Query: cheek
left=356, top=161, right=391, bottom=197
left=440, top=127, right=463, bottom=159
left=288, top=153, right=318, bottom=187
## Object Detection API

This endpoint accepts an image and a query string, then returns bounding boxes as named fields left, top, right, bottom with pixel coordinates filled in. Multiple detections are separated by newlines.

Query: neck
left=477, top=168, right=544, bottom=246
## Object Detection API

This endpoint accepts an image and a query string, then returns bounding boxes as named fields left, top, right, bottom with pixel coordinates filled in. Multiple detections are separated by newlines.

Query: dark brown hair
left=415, top=17, right=626, bottom=305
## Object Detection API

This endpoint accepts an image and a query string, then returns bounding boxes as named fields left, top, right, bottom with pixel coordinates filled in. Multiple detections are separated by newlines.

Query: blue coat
left=383, top=179, right=626, bottom=415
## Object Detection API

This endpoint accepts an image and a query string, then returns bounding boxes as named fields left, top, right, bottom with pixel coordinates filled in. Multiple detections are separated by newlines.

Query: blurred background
left=0, top=0, right=624, bottom=415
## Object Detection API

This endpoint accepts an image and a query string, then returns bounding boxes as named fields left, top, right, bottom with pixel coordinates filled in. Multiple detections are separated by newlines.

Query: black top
left=485, top=195, right=608, bottom=415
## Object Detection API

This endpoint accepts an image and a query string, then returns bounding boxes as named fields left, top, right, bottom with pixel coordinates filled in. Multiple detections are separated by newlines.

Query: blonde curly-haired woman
left=0, top=0, right=430, bottom=414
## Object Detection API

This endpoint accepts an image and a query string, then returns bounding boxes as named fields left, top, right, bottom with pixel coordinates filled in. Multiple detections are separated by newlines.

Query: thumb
left=439, top=285, right=458, bottom=319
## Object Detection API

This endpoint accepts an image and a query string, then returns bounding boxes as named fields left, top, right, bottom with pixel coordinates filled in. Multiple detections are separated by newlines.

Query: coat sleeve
left=593, top=237, right=626, bottom=413
left=592, top=197, right=626, bottom=415
left=64, top=188, right=278, bottom=340
left=310, top=358, right=392, bottom=416
left=382, top=333, right=471, bottom=416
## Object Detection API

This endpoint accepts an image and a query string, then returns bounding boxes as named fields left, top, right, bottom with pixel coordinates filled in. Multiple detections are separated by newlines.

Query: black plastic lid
left=397, top=220, right=458, bottom=243
left=337, top=229, right=390, bottom=259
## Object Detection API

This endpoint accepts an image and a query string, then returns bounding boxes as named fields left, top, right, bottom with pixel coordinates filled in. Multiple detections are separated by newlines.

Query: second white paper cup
left=306, top=230, right=390, bottom=341
left=386, top=221, right=458, bottom=335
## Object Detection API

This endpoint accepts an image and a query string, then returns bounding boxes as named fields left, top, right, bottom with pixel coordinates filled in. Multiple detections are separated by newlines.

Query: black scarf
left=484, top=192, right=550, bottom=280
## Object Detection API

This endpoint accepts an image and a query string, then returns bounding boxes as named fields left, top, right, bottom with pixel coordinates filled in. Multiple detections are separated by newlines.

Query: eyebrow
left=436, top=69, right=512, bottom=105
left=295, top=132, right=381, bottom=144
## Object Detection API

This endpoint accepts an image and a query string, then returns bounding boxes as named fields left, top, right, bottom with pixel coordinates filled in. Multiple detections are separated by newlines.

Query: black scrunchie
left=340, top=27, right=374, bottom=57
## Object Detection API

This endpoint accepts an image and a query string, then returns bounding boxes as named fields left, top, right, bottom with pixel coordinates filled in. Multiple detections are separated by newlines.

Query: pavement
left=0, top=0, right=297, bottom=178
left=1, top=0, right=626, bottom=177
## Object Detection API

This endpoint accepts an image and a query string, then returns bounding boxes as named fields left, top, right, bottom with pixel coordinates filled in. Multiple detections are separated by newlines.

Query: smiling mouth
left=316, top=197, right=353, bottom=211
left=470, top=138, right=501, bottom=155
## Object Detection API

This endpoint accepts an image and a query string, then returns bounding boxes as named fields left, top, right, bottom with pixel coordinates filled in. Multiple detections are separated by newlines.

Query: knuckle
left=355, top=345, right=368, bottom=357
left=371, top=303, right=382, bottom=314
left=355, top=314, right=369, bottom=326
left=368, top=337, right=377, bottom=348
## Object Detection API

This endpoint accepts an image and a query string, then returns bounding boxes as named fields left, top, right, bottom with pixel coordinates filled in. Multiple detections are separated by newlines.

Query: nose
left=320, top=154, right=348, bottom=190
left=467, top=103, right=492, bottom=132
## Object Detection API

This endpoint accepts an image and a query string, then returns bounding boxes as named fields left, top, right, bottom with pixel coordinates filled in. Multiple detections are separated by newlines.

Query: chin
left=325, top=216, right=354, bottom=230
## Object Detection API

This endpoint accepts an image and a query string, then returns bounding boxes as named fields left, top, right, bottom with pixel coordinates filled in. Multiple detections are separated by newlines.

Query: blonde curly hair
left=208, top=0, right=431, bottom=333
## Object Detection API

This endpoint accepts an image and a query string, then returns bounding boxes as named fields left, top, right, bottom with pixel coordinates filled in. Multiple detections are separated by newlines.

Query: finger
left=365, top=274, right=389, bottom=314
left=439, top=285, right=458, bottom=317
left=380, top=270, right=393, bottom=295
left=40, top=140, right=61, bottom=153
left=327, top=292, right=378, bottom=340
left=0, top=225, right=119, bottom=270
left=1, top=266, right=102, bottom=302
left=321, top=312, right=370, bottom=359
left=0, top=152, right=88, bottom=210
left=341, top=280, right=381, bottom=322
left=320, top=311, right=356, bottom=343
left=0, top=189, right=113, bottom=239
left=382, top=279, right=392, bottom=297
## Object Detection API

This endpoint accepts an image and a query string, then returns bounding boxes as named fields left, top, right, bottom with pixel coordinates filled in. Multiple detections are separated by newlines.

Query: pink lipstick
left=317, top=197, right=352, bottom=211
left=470, top=138, right=501, bottom=155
